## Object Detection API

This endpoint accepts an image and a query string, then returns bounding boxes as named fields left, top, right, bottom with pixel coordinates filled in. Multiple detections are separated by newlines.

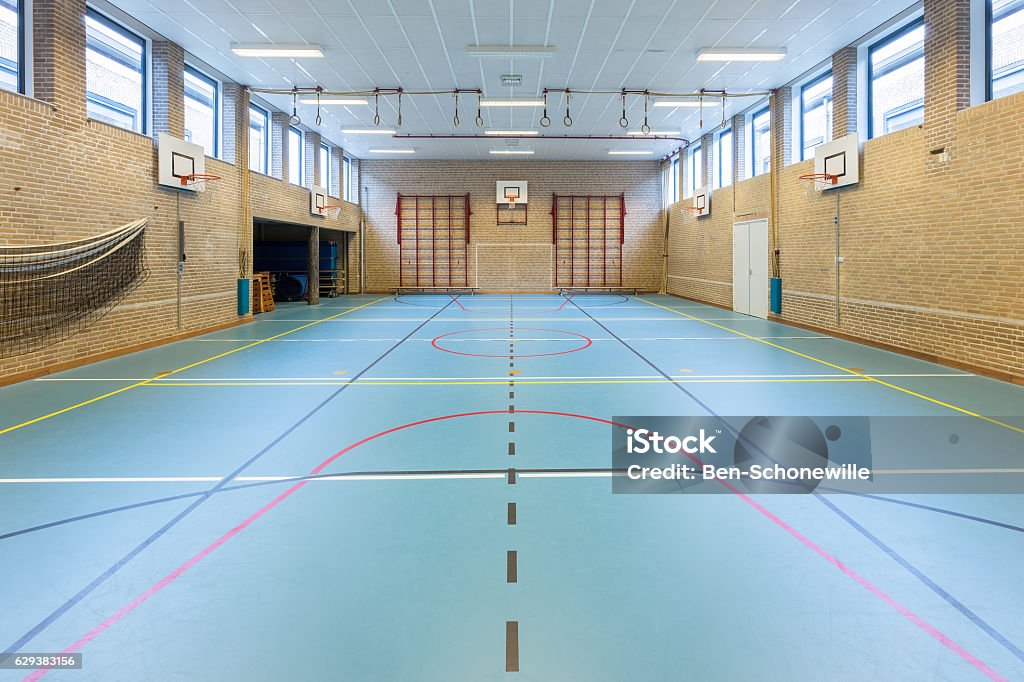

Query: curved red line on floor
left=431, top=327, right=593, bottom=358
left=25, top=410, right=1006, bottom=682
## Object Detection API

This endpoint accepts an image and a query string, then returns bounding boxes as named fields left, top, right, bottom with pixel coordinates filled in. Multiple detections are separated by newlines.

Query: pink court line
left=25, top=410, right=1006, bottom=681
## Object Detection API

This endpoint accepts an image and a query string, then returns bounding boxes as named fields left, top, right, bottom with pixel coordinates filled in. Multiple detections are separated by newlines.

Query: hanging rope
left=396, top=90, right=403, bottom=127
left=563, top=91, right=573, bottom=127
left=540, top=92, right=551, bottom=127
left=289, top=90, right=301, bottom=125
left=475, top=93, right=484, bottom=126
left=619, top=92, right=628, bottom=128
left=452, top=91, right=460, bottom=127
left=315, top=88, right=322, bottom=126
left=373, top=90, right=381, bottom=126
left=641, top=92, right=650, bottom=134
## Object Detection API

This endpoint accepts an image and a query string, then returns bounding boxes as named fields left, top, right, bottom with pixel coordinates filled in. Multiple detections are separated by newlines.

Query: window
left=751, top=107, right=771, bottom=176
left=343, top=155, right=354, bottom=202
left=669, top=157, right=680, bottom=203
left=184, top=66, right=218, bottom=157
left=991, top=0, right=1024, bottom=99
left=869, top=20, right=925, bottom=138
left=0, top=0, right=23, bottom=93
left=686, top=144, right=702, bottom=198
left=248, top=105, right=269, bottom=174
left=716, top=128, right=733, bottom=188
left=85, top=9, right=147, bottom=133
left=320, top=143, right=332, bottom=193
left=800, top=72, right=833, bottom=160
left=288, top=127, right=303, bottom=185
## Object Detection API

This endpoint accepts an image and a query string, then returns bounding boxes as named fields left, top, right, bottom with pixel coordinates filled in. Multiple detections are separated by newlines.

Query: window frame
left=248, top=103, right=270, bottom=175
left=183, top=64, right=219, bottom=158
left=342, top=154, right=353, bottom=202
left=867, top=17, right=925, bottom=140
left=320, top=142, right=332, bottom=194
left=750, top=105, right=771, bottom=177
left=987, top=0, right=1024, bottom=100
left=684, top=143, right=701, bottom=198
left=0, top=0, right=26, bottom=93
left=84, top=6, right=148, bottom=134
left=799, top=70, right=833, bottom=161
left=670, top=156, right=680, bottom=203
left=716, top=127, right=733, bottom=189
left=287, top=125, right=303, bottom=186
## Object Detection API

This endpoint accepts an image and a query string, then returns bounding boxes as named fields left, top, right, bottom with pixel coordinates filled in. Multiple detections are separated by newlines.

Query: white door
left=733, top=219, right=769, bottom=319
left=733, top=224, right=749, bottom=314
left=747, top=220, right=769, bottom=319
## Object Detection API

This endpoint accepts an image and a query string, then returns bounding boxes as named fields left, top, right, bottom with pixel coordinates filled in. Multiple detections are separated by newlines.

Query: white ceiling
left=108, top=0, right=917, bottom=160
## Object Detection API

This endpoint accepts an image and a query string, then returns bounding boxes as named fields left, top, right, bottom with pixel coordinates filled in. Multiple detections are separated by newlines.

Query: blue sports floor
left=1, top=293, right=1023, bottom=681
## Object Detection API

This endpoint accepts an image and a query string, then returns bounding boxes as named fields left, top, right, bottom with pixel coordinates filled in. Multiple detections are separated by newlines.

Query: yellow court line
left=143, top=377, right=871, bottom=387
left=0, top=297, right=389, bottom=437
left=637, top=296, right=1024, bottom=436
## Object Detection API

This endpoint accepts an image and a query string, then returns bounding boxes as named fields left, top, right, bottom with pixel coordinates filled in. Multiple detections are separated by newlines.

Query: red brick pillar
left=831, top=47, right=858, bottom=139
left=924, top=0, right=972, bottom=174
left=33, top=0, right=87, bottom=119
left=152, top=41, right=185, bottom=139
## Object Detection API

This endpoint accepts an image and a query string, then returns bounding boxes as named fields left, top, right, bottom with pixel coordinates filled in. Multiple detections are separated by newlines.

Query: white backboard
left=694, top=186, right=711, bottom=218
left=814, top=133, right=860, bottom=190
left=157, top=133, right=206, bottom=192
left=310, top=185, right=329, bottom=216
left=497, top=181, right=528, bottom=204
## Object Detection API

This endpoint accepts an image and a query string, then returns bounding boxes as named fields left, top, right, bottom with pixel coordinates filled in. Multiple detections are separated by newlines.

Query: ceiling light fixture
left=627, top=130, right=680, bottom=136
left=468, top=45, right=555, bottom=59
left=696, top=48, right=786, bottom=61
left=485, top=130, right=539, bottom=136
left=501, top=75, right=523, bottom=86
left=342, top=129, right=397, bottom=135
left=608, top=150, right=654, bottom=155
left=230, top=43, right=324, bottom=58
left=479, top=98, right=546, bottom=107
left=490, top=149, right=535, bottom=155
left=300, top=98, right=368, bottom=105
left=368, top=149, right=415, bottom=154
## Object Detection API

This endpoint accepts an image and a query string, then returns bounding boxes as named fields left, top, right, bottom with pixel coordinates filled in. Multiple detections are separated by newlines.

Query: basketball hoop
left=180, top=173, right=221, bottom=193
left=318, top=205, right=343, bottom=220
left=504, top=189, right=519, bottom=210
left=680, top=206, right=701, bottom=217
left=798, top=173, right=839, bottom=199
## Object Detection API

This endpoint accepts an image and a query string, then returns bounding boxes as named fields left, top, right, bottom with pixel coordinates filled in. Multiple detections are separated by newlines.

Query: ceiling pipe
left=392, top=134, right=690, bottom=142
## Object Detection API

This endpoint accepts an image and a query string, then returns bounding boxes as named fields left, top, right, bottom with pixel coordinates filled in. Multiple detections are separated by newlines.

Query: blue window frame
left=0, top=0, right=24, bottom=93
left=868, top=19, right=925, bottom=139
left=320, top=142, right=332, bottom=193
left=669, top=157, right=679, bottom=203
left=716, top=127, right=732, bottom=188
left=248, top=104, right=269, bottom=174
left=343, top=155, right=354, bottom=202
left=85, top=8, right=147, bottom=133
left=800, top=72, right=833, bottom=160
left=288, top=126, right=303, bottom=185
left=184, top=65, right=218, bottom=157
left=751, top=106, right=771, bottom=177
left=990, top=0, right=1024, bottom=100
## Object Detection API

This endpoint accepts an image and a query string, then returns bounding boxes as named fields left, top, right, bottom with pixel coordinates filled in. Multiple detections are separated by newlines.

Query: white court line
left=35, top=373, right=974, bottom=383
left=193, top=335, right=833, bottom=343
left=254, top=317, right=752, bottom=323
left=3, top=469, right=1021, bottom=485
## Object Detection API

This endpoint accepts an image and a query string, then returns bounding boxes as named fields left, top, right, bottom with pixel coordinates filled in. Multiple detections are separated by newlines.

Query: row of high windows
left=668, top=1, right=1024, bottom=202
left=1, top=2, right=355, bottom=201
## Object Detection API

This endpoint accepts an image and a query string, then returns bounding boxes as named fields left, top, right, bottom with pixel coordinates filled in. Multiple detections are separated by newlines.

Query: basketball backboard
left=694, top=186, right=711, bottom=218
left=814, top=133, right=860, bottom=190
left=310, top=185, right=328, bottom=216
left=157, top=134, right=206, bottom=192
left=496, top=181, right=528, bottom=205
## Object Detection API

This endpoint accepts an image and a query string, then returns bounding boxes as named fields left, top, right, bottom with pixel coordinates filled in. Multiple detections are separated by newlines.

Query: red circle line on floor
left=431, top=327, right=593, bottom=358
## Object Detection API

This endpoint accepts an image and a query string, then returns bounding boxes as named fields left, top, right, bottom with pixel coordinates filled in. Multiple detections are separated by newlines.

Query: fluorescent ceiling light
left=369, top=149, right=415, bottom=154
left=342, top=129, right=396, bottom=135
left=231, top=43, right=323, bottom=58
left=468, top=45, right=555, bottom=59
left=485, top=130, right=539, bottom=136
left=608, top=150, right=654, bottom=155
left=300, top=98, right=368, bottom=105
left=696, top=48, right=786, bottom=61
left=627, top=130, right=679, bottom=136
left=490, top=149, right=535, bottom=155
left=479, top=98, right=546, bottom=107
left=652, top=100, right=706, bottom=108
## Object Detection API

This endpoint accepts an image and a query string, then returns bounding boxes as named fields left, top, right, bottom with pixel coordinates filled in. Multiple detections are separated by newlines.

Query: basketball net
left=799, top=173, right=838, bottom=201
left=505, top=193, right=518, bottom=210
left=319, top=205, right=342, bottom=220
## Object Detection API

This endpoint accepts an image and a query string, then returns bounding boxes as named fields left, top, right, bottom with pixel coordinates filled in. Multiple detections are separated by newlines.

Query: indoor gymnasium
left=1, top=0, right=1023, bottom=679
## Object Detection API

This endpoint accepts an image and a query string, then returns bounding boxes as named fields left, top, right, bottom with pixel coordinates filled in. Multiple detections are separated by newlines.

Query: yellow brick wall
left=359, top=160, right=664, bottom=292
left=666, top=89, right=1024, bottom=380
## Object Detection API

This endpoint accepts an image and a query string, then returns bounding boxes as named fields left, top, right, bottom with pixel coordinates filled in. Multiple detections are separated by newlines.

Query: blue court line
left=3, top=297, right=456, bottom=656
left=816, top=494, right=1024, bottom=663
left=577, top=296, right=1024, bottom=665
left=816, top=489, right=1024, bottom=534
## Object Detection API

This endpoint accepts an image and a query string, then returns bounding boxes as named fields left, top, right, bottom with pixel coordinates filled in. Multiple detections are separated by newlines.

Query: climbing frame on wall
left=552, top=194, right=626, bottom=288
left=396, top=193, right=472, bottom=289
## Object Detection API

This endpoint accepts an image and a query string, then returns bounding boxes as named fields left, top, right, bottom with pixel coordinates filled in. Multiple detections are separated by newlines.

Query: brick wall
left=0, top=1, right=359, bottom=381
left=667, top=85, right=1024, bottom=380
left=359, top=160, right=663, bottom=292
